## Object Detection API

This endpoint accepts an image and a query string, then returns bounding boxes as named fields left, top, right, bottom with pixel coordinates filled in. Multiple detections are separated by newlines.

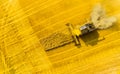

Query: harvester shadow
left=80, top=30, right=104, bottom=46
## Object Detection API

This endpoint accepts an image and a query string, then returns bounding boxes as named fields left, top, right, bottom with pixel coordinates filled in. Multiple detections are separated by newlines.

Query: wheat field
left=0, top=0, right=120, bottom=74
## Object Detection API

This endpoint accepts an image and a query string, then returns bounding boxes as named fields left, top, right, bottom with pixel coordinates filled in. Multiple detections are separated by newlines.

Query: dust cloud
left=91, top=4, right=117, bottom=29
